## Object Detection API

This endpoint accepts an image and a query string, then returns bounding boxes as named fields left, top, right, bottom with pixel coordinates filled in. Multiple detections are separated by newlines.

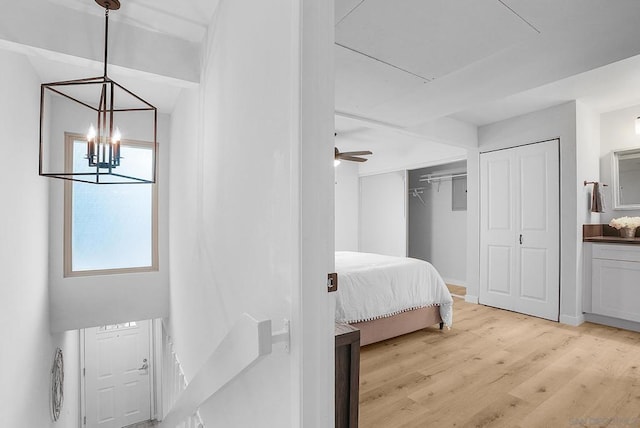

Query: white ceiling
left=46, top=0, right=217, bottom=43
left=6, top=0, right=640, bottom=159
left=336, top=0, right=538, bottom=81
left=335, top=114, right=466, bottom=175
left=333, top=0, right=640, bottom=164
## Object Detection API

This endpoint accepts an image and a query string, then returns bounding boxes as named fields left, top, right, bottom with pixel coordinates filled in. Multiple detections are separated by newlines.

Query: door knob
left=138, top=358, right=148, bottom=371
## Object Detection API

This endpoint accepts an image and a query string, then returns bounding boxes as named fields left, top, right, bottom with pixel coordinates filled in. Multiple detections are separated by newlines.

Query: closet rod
left=419, top=172, right=467, bottom=182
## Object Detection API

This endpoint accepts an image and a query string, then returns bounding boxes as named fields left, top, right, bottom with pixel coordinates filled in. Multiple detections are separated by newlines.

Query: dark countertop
left=583, top=224, right=640, bottom=245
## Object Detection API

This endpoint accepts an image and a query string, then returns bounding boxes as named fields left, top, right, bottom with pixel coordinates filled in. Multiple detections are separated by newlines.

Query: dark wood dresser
left=335, top=323, right=360, bottom=428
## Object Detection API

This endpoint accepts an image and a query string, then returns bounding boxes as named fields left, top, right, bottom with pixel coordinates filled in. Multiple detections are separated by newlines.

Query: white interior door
left=480, top=140, right=559, bottom=321
left=359, top=171, right=407, bottom=257
left=84, top=320, right=152, bottom=428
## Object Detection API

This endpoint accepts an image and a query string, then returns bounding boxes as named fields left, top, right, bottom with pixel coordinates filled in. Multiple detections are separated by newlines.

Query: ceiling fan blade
left=340, top=155, right=368, bottom=162
left=341, top=150, right=372, bottom=156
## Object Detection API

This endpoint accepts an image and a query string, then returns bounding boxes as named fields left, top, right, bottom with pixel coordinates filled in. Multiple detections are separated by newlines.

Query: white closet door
left=359, top=171, right=407, bottom=257
left=480, top=139, right=559, bottom=321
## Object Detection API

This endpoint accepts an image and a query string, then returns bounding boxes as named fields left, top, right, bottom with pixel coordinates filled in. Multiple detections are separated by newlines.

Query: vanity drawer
left=593, top=244, right=640, bottom=263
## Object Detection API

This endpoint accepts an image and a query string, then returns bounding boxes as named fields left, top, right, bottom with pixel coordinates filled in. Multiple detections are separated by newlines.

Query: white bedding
left=335, top=251, right=453, bottom=327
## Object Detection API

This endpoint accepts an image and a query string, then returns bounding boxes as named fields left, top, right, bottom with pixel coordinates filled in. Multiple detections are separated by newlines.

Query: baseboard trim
left=559, top=313, right=585, bottom=326
left=443, top=278, right=467, bottom=287
left=464, top=295, right=479, bottom=304
left=584, top=313, right=640, bottom=333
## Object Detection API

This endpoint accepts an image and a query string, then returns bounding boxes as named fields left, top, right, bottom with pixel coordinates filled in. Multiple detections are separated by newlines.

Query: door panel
left=593, top=259, right=640, bottom=322
left=520, top=248, right=547, bottom=301
left=97, top=388, right=115, bottom=425
left=480, top=151, right=516, bottom=311
left=486, top=158, right=512, bottom=231
left=85, top=320, right=151, bottom=428
left=487, top=245, right=512, bottom=295
left=519, top=152, right=547, bottom=231
left=480, top=140, right=559, bottom=321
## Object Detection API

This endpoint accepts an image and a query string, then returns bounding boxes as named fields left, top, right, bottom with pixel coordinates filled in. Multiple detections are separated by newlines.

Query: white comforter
left=335, top=251, right=453, bottom=327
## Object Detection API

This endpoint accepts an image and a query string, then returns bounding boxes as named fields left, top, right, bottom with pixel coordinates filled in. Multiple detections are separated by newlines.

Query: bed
left=335, top=251, right=453, bottom=346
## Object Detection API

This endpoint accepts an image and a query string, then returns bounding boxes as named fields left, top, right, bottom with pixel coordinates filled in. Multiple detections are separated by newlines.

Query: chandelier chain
left=103, top=6, right=109, bottom=77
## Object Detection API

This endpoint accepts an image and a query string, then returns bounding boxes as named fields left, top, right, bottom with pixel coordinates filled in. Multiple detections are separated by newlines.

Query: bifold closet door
left=359, top=171, right=407, bottom=257
left=479, top=139, right=559, bottom=321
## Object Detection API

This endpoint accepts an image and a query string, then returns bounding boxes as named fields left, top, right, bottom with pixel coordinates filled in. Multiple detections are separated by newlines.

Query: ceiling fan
left=335, top=147, right=373, bottom=163
left=334, top=133, right=372, bottom=165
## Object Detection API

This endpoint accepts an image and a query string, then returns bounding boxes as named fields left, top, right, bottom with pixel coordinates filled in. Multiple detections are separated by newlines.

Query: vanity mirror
left=612, top=147, right=640, bottom=209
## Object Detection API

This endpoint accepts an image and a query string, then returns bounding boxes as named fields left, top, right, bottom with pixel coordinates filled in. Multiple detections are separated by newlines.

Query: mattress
left=335, top=251, right=453, bottom=327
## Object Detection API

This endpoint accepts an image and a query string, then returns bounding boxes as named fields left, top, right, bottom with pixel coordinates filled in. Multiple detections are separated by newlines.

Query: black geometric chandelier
left=39, top=0, right=157, bottom=184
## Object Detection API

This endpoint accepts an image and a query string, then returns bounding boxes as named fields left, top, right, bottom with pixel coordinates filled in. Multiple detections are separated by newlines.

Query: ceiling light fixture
left=39, top=0, right=157, bottom=184
left=636, top=116, right=640, bottom=135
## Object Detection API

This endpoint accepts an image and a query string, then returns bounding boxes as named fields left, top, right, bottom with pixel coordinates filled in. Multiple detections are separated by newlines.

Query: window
left=64, top=133, right=158, bottom=277
left=98, top=321, right=137, bottom=331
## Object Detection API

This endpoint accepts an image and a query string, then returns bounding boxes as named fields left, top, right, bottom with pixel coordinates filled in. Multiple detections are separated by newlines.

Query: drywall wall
left=600, top=104, right=640, bottom=221
left=476, top=102, right=583, bottom=325
left=408, top=163, right=467, bottom=285
left=575, top=102, right=602, bottom=323
left=166, top=0, right=334, bottom=426
left=47, top=98, right=170, bottom=332
left=335, top=162, right=359, bottom=251
left=360, top=171, right=407, bottom=257
left=0, top=49, right=79, bottom=428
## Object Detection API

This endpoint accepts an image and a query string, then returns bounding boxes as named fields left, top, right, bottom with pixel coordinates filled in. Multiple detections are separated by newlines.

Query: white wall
left=334, top=162, right=359, bottom=251
left=600, top=104, right=640, bottom=222
left=46, top=97, right=171, bottom=332
left=575, top=102, right=602, bottom=323
left=167, top=0, right=334, bottom=426
left=0, top=49, right=79, bottom=428
left=408, top=166, right=467, bottom=285
left=476, top=102, right=584, bottom=325
left=359, top=171, right=407, bottom=257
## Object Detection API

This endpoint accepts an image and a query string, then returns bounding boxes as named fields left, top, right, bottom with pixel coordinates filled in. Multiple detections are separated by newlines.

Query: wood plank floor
left=447, top=284, right=467, bottom=298
left=359, top=297, right=640, bottom=427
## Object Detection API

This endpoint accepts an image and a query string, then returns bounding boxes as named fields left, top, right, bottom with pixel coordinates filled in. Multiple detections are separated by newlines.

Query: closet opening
left=408, top=160, right=468, bottom=293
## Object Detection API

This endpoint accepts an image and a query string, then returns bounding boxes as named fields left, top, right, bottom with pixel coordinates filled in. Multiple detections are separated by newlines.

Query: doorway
left=81, top=320, right=155, bottom=428
left=407, top=161, right=468, bottom=286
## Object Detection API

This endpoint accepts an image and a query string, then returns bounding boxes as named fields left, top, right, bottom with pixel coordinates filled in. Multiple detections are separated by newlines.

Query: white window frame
left=63, top=132, right=159, bottom=277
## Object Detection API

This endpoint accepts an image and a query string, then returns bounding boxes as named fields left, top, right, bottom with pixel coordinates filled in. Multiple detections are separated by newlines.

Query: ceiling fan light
left=635, top=116, right=640, bottom=135
left=334, top=159, right=341, bottom=167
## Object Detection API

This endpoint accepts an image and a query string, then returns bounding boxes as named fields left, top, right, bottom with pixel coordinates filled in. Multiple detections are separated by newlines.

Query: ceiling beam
left=335, top=110, right=478, bottom=149
left=0, top=1, right=200, bottom=84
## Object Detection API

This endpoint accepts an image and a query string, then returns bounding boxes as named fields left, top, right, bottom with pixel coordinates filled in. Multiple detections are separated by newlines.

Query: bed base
left=350, top=305, right=443, bottom=346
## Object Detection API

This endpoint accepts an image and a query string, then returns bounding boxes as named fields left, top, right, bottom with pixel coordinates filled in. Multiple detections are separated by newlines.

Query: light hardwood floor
left=447, top=284, right=467, bottom=298
left=359, top=297, right=640, bottom=427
